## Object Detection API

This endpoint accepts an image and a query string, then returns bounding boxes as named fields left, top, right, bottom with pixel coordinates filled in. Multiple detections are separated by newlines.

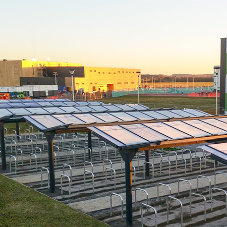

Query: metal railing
left=9, top=155, right=16, bottom=174
left=211, top=187, right=227, bottom=215
left=110, top=192, right=124, bottom=219
left=84, top=170, right=95, bottom=193
left=135, top=188, right=148, bottom=210
left=63, top=164, right=72, bottom=182
left=190, top=193, right=206, bottom=221
left=140, top=203, right=157, bottom=227
left=30, top=153, right=37, bottom=171
left=60, top=174, right=71, bottom=198
left=105, top=167, right=116, bottom=189
left=41, top=167, right=50, bottom=189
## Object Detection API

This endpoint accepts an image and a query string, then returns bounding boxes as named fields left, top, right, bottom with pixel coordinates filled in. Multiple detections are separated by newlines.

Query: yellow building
left=0, top=59, right=141, bottom=92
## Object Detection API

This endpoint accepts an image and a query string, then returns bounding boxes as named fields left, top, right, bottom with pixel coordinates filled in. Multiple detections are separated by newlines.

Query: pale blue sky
left=0, top=0, right=226, bottom=74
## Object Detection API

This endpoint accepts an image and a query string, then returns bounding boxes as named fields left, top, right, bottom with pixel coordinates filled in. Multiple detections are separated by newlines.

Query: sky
left=0, top=0, right=227, bottom=75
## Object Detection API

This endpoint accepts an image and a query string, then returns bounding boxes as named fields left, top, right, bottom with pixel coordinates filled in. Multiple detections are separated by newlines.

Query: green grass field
left=0, top=174, right=109, bottom=227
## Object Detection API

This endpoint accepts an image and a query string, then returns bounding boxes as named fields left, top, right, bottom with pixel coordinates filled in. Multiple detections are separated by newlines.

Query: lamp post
left=53, top=72, right=58, bottom=85
left=214, top=66, right=220, bottom=115
left=69, top=69, right=75, bottom=101
left=136, top=71, right=140, bottom=104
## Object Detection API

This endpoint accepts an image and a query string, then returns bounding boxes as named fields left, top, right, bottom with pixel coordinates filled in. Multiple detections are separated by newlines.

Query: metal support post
left=45, top=131, right=55, bottom=193
left=0, top=122, right=6, bottom=170
left=16, top=122, right=20, bottom=140
left=88, top=131, right=92, bottom=161
left=145, top=150, right=149, bottom=176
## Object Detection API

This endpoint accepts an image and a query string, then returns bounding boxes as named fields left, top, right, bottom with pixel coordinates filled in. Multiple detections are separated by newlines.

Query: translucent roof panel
left=170, top=109, right=195, bottom=118
left=185, top=119, right=227, bottom=135
left=63, top=101, right=76, bottom=106
left=75, top=102, right=89, bottom=106
left=92, top=113, right=121, bottom=123
left=51, top=102, right=65, bottom=107
left=89, top=105, right=108, bottom=112
left=165, top=121, right=210, bottom=137
left=43, top=107, right=66, bottom=114
left=102, top=105, right=122, bottom=112
left=24, top=116, right=47, bottom=131
left=183, top=108, right=211, bottom=117
left=142, top=111, right=169, bottom=120
left=73, top=113, right=105, bottom=124
left=126, top=104, right=150, bottom=111
left=144, top=122, right=191, bottom=140
left=8, top=108, right=32, bottom=116
left=59, top=107, right=80, bottom=113
left=8, top=100, right=23, bottom=103
left=74, top=106, right=94, bottom=112
left=122, top=124, right=170, bottom=142
left=8, top=103, right=26, bottom=108
left=38, top=102, right=54, bottom=107
left=53, top=114, right=85, bottom=125
left=25, top=108, right=49, bottom=115
left=87, top=101, right=103, bottom=105
left=110, top=112, right=138, bottom=122
left=216, top=117, right=227, bottom=125
left=126, top=111, right=154, bottom=120
left=0, top=109, right=13, bottom=120
left=0, top=103, right=11, bottom=108
left=201, top=118, right=227, bottom=131
left=23, top=102, right=41, bottom=108
left=30, top=115, right=64, bottom=129
left=156, top=110, right=183, bottom=119
left=93, top=125, right=149, bottom=146
left=114, top=104, right=135, bottom=111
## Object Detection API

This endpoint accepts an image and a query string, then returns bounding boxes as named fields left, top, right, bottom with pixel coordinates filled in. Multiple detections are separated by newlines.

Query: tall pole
left=175, top=76, right=176, bottom=93
left=216, top=73, right=218, bottom=115
left=136, top=71, right=140, bottom=104
left=71, top=75, right=75, bottom=101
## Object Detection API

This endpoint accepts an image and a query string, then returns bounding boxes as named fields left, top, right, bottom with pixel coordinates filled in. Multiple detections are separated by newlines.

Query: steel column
left=45, top=131, right=55, bottom=193
left=0, top=122, right=6, bottom=170
left=220, top=38, right=226, bottom=114
left=88, top=131, right=92, bottom=160
left=16, top=122, right=20, bottom=140
left=145, top=150, right=150, bottom=176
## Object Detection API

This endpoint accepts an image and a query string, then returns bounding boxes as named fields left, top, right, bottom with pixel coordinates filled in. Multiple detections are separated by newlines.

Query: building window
left=124, top=82, right=128, bottom=84
left=118, top=71, right=120, bottom=73
left=102, top=72, right=105, bottom=74
left=109, top=72, right=111, bottom=74
left=114, top=72, right=116, bottom=74
left=94, top=70, right=96, bottom=72
left=126, top=71, right=128, bottom=73
left=90, top=70, right=92, bottom=72
left=117, top=82, right=121, bottom=84
left=82, top=83, right=84, bottom=85
left=129, top=71, right=131, bottom=73
left=98, top=72, right=100, bottom=74
left=122, top=71, right=124, bottom=73
left=90, top=83, right=92, bottom=85
left=131, top=82, right=134, bottom=84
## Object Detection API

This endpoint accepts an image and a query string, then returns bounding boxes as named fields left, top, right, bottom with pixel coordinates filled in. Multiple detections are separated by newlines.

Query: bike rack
left=84, top=161, right=94, bottom=173
left=63, top=164, right=72, bottom=182
left=41, top=167, right=50, bottom=189
left=135, top=188, right=149, bottom=210
left=84, top=170, right=95, bottom=193
left=168, top=150, right=178, bottom=173
left=161, top=159, right=171, bottom=178
left=105, top=167, right=116, bottom=189
left=11, top=130, right=16, bottom=140
left=16, top=148, right=23, bottom=166
left=181, top=149, right=192, bottom=170
left=53, top=145, right=60, bottom=160
left=143, top=161, right=154, bottom=179
left=30, top=153, right=37, bottom=171
left=140, top=203, right=157, bottom=227
left=34, top=147, right=42, bottom=163
left=67, top=149, right=76, bottom=166
left=190, top=193, right=206, bottom=221
left=26, top=138, right=33, bottom=153
left=197, top=175, right=211, bottom=198
left=103, top=158, right=113, bottom=175
left=214, top=171, right=227, bottom=187
left=167, top=196, right=183, bottom=227
left=192, top=155, right=202, bottom=173
left=9, top=155, right=17, bottom=174
left=211, top=187, right=227, bottom=215
left=137, top=153, right=145, bottom=170
left=10, top=140, right=17, bottom=153
left=83, top=147, right=92, bottom=162
left=153, top=152, right=162, bottom=175
left=99, top=141, right=107, bottom=160
left=178, top=179, right=191, bottom=196
left=177, top=158, right=187, bottom=176
left=60, top=174, right=71, bottom=198
left=110, top=192, right=124, bottom=219
left=157, top=183, right=171, bottom=200
left=31, top=134, right=38, bottom=147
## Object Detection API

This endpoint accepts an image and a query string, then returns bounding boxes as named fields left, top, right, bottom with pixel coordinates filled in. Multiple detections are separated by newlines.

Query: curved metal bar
left=167, top=196, right=183, bottom=226
left=17, top=148, right=23, bottom=166
left=214, top=171, right=227, bottom=187
left=211, top=187, right=227, bottom=215
left=140, top=203, right=157, bottom=227
left=110, top=192, right=124, bottom=219
left=168, top=150, right=178, bottom=173
left=178, top=178, right=191, bottom=196
left=41, top=167, right=50, bottom=189
left=152, top=152, right=162, bottom=175
left=135, top=188, right=148, bottom=210
left=103, top=158, right=113, bottom=175
left=190, top=193, right=206, bottom=221
left=197, top=175, right=211, bottom=198
left=157, top=183, right=171, bottom=200
left=67, top=149, right=76, bottom=166
left=105, top=167, right=116, bottom=189
left=60, top=174, right=71, bottom=198
left=84, top=170, right=95, bottom=193
left=84, top=161, right=94, bottom=173
left=34, top=147, right=42, bottom=163
left=9, top=155, right=17, bottom=174
left=63, top=164, right=72, bottom=183
left=99, top=141, right=107, bottom=160
left=177, top=158, right=187, bottom=176
left=30, top=153, right=37, bottom=171
left=161, top=159, right=171, bottom=178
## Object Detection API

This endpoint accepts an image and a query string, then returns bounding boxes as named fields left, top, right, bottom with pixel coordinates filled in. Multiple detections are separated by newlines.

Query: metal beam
left=88, top=131, right=92, bottom=161
left=16, top=122, right=20, bottom=140
left=145, top=150, right=150, bottom=176
left=45, top=131, right=55, bottom=193
left=220, top=38, right=226, bottom=114
left=0, top=122, right=6, bottom=170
